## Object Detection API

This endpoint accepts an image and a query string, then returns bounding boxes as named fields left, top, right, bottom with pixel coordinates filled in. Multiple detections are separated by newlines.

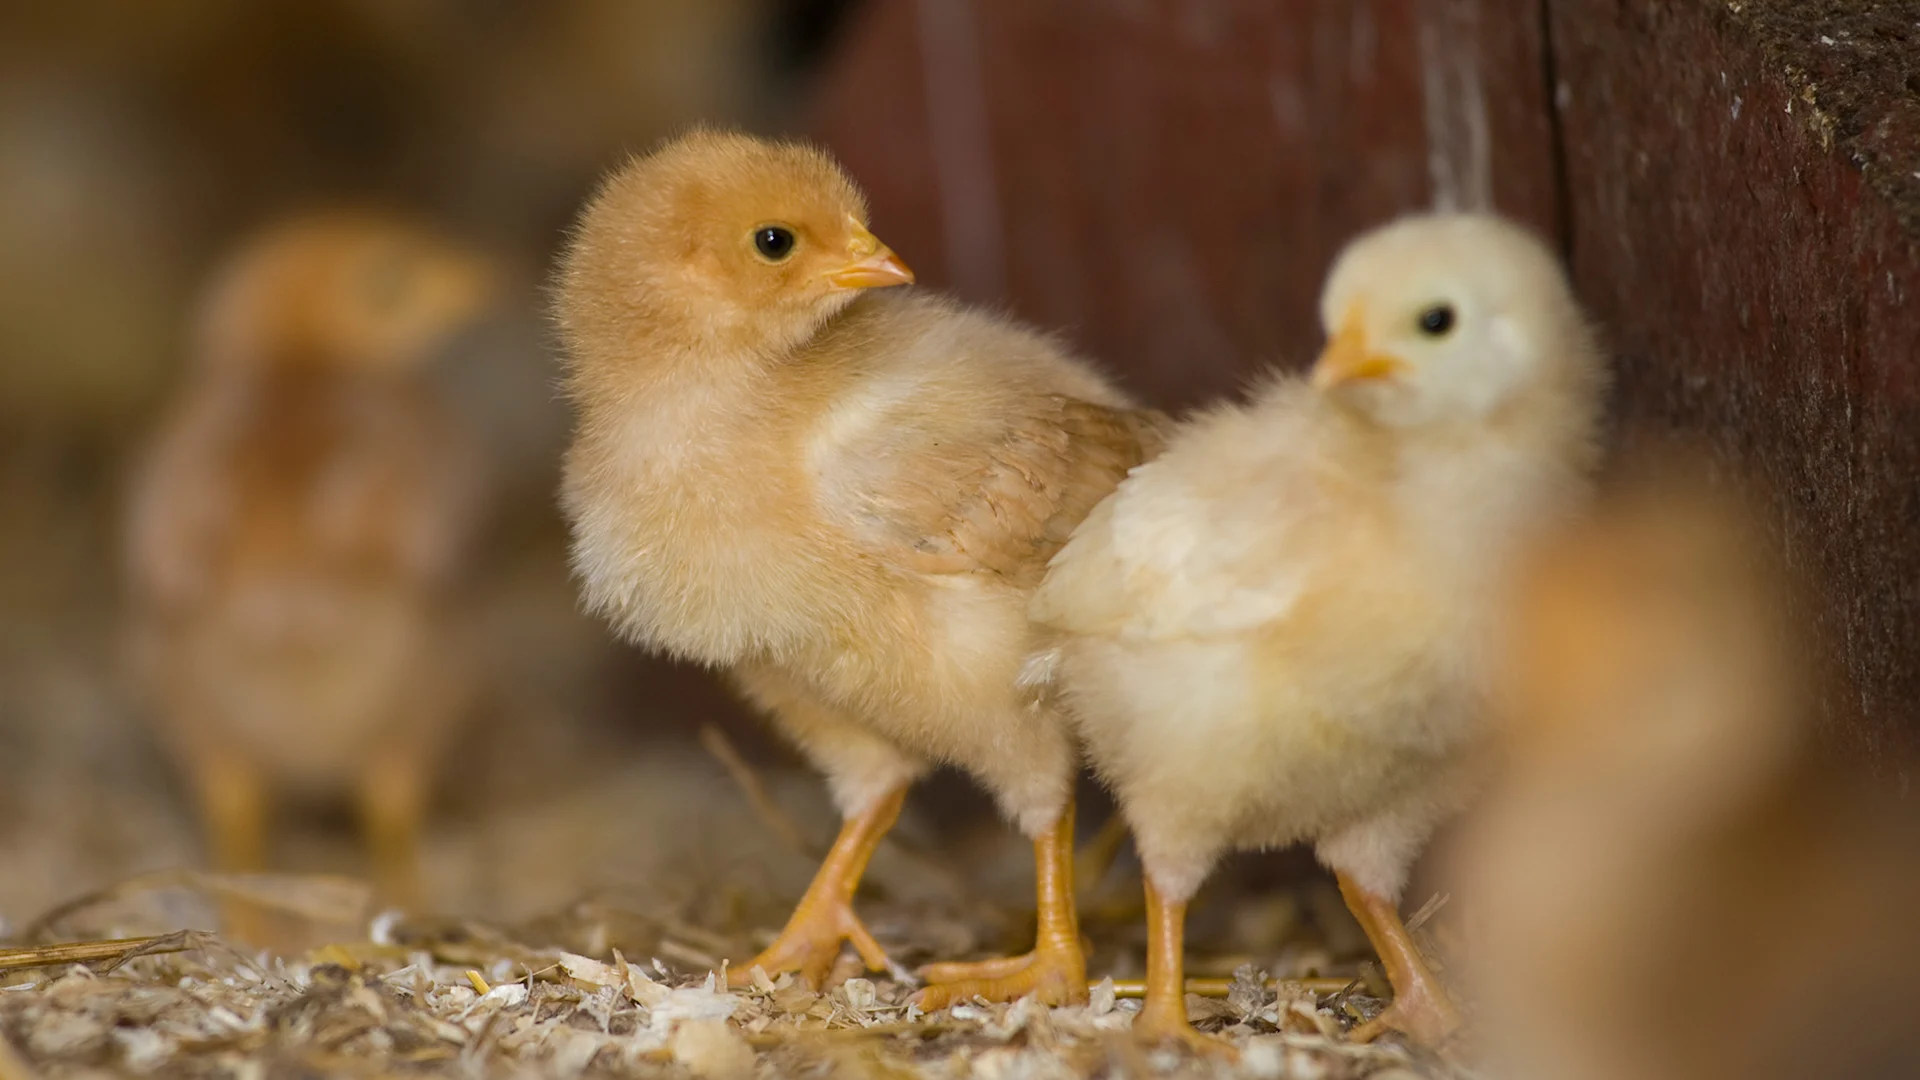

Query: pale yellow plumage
left=1030, top=212, right=1607, bottom=1051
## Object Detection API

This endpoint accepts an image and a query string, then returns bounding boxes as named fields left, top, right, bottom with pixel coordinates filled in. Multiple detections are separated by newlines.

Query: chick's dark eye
left=1417, top=304, right=1456, bottom=337
left=754, top=226, right=796, bottom=261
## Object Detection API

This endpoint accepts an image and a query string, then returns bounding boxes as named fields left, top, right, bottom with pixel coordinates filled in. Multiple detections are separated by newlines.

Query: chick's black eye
left=1417, top=304, right=1456, bottom=337
left=754, top=226, right=796, bottom=261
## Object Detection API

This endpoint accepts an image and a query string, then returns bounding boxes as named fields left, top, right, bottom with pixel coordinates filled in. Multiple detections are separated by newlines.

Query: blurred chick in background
left=555, top=130, right=1164, bottom=1006
left=124, top=211, right=494, bottom=915
left=1457, top=458, right=1920, bottom=1080
left=1029, top=214, right=1607, bottom=1052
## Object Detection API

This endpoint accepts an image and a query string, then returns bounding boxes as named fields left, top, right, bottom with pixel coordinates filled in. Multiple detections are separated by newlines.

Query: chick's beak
left=1311, top=309, right=1408, bottom=389
left=827, top=220, right=915, bottom=290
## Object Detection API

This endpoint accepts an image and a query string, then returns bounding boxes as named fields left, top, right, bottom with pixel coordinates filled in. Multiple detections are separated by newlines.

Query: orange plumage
left=554, top=130, right=1163, bottom=1004
left=1457, top=459, right=1920, bottom=1080
left=125, top=211, right=493, bottom=914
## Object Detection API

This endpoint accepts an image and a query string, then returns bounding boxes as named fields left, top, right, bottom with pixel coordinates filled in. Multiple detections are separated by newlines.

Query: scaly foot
left=1132, top=999, right=1240, bottom=1059
left=912, top=805, right=1090, bottom=1008
left=1335, top=871, right=1464, bottom=1051
left=726, top=787, right=906, bottom=990
left=1128, top=871, right=1236, bottom=1057
left=911, top=938, right=1086, bottom=1009
left=1347, top=972, right=1462, bottom=1048
left=731, top=894, right=890, bottom=989
left=917, top=952, right=1036, bottom=984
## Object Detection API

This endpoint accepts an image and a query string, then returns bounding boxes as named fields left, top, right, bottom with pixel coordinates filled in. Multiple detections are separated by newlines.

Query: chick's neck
left=566, top=288, right=853, bottom=414
left=1349, top=403, right=1594, bottom=588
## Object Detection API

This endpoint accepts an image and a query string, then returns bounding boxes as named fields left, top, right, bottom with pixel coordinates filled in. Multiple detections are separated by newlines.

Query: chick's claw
left=730, top=897, right=890, bottom=990
left=916, top=952, right=1036, bottom=984
left=1348, top=978, right=1463, bottom=1049
left=1130, top=1006, right=1241, bottom=1060
left=910, top=943, right=1086, bottom=1009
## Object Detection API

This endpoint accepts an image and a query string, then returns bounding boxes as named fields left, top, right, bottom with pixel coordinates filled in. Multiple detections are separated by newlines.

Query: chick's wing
left=828, top=392, right=1168, bottom=589
left=129, top=377, right=481, bottom=618
left=1030, top=406, right=1330, bottom=642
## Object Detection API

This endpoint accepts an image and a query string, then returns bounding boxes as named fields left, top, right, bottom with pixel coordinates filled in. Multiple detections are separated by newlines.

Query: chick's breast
left=129, top=373, right=481, bottom=787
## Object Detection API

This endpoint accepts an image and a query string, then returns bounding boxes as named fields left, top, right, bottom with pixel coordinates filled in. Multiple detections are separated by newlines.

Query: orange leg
left=188, top=749, right=274, bottom=945
left=358, top=754, right=430, bottom=911
left=727, top=786, right=905, bottom=989
left=913, top=800, right=1089, bottom=1008
left=194, top=751, right=268, bottom=875
left=1337, top=872, right=1462, bottom=1048
left=1131, top=875, right=1236, bottom=1057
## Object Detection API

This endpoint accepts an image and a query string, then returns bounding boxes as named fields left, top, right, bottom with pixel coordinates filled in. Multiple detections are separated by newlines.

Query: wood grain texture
left=808, top=0, right=1559, bottom=409
left=1549, top=0, right=1920, bottom=766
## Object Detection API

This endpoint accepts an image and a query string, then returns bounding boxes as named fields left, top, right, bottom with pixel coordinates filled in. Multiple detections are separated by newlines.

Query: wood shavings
left=0, top=868, right=1468, bottom=1080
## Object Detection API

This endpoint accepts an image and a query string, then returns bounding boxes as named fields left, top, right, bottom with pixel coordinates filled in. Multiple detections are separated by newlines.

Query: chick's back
left=804, top=292, right=1164, bottom=584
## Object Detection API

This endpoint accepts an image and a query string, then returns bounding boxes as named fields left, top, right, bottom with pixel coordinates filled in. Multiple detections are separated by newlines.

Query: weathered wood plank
left=809, top=1, right=1559, bottom=408
left=1550, top=0, right=1920, bottom=765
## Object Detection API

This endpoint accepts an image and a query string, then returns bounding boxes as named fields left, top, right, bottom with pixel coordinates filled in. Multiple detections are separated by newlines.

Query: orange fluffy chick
left=125, top=211, right=493, bottom=914
left=554, top=130, right=1163, bottom=1006
left=1457, top=462, right=1920, bottom=1080
left=1029, top=214, right=1608, bottom=1053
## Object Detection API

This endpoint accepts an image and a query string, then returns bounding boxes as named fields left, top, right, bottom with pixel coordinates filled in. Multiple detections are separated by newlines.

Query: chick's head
left=1312, top=213, right=1603, bottom=436
left=557, top=129, right=913, bottom=362
left=199, top=212, right=495, bottom=373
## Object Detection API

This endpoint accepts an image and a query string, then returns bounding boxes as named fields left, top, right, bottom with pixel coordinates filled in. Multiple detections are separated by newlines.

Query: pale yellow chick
left=554, top=130, right=1164, bottom=1005
left=1029, top=213, right=1607, bottom=1052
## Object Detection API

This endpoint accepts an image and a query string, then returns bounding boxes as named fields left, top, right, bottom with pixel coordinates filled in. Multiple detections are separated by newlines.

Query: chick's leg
left=1337, top=872, right=1462, bottom=1048
left=359, top=649, right=470, bottom=913
left=193, top=748, right=269, bottom=874
left=912, top=800, right=1089, bottom=1008
left=730, top=785, right=905, bottom=989
left=1131, top=873, right=1235, bottom=1056
left=184, top=746, right=274, bottom=944
left=358, top=753, right=430, bottom=910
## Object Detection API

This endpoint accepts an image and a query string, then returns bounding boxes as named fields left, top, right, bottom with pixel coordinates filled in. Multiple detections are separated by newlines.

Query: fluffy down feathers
left=555, top=133, right=1164, bottom=835
left=1032, top=212, right=1607, bottom=903
left=555, top=129, right=1161, bottom=1002
left=124, top=211, right=491, bottom=902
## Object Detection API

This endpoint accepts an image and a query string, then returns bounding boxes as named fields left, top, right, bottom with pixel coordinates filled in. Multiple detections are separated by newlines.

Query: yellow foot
left=917, top=952, right=1034, bottom=984
left=728, top=896, right=889, bottom=990
left=1132, top=1004, right=1240, bottom=1059
left=910, top=940, right=1088, bottom=1009
left=1347, top=978, right=1463, bottom=1049
left=726, top=787, right=906, bottom=990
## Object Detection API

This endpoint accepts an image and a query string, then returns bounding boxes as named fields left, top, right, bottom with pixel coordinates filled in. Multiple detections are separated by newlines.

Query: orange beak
left=827, top=219, right=915, bottom=290
left=1311, top=307, right=1408, bottom=389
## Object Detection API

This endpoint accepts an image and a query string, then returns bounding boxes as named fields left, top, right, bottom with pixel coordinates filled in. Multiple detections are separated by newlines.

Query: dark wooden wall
left=807, top=0, right=1558, bottom=409
left=1550, top=0, right=1920, bottom=767
left=804, top=0, right=1920, bottom=768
